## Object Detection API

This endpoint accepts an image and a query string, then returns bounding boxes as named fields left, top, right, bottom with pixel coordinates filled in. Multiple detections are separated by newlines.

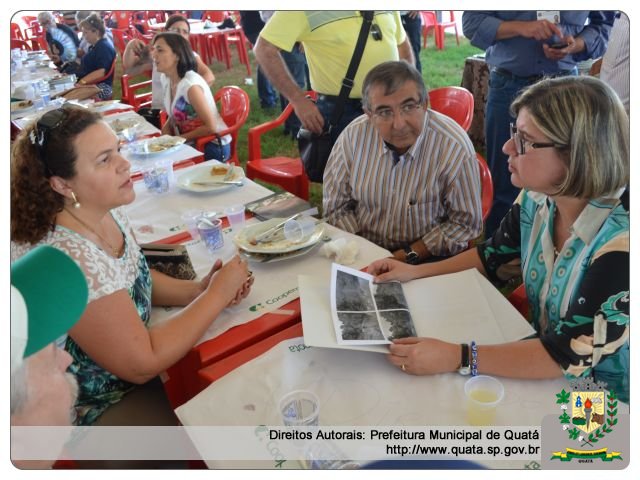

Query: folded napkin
left=320, top=237, right=359, bottom=265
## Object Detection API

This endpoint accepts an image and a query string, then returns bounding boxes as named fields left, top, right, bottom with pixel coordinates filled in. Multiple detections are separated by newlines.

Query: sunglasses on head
left=32, top=107, right=69, bottom=148
left=29, top=106, right=79, bottom=174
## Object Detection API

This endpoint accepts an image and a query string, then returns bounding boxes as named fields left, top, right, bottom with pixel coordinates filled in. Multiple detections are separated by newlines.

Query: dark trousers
left=401, top=14, right=422, bottom=73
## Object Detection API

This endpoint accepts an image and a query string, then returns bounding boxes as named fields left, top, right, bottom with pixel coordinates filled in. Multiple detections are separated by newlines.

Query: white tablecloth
left=123, top=161, right=273, bottom=243
left=147, top=221, right=390, bottom=345
left=175, top=337, right=578, bottom=469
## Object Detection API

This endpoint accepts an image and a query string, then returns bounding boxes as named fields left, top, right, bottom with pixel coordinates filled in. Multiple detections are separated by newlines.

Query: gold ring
left=401, top=364, right=406, bottom=372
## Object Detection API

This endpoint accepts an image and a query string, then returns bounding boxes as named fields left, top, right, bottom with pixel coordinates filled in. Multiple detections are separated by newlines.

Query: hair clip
left=29, top=129, right=38, bottom=146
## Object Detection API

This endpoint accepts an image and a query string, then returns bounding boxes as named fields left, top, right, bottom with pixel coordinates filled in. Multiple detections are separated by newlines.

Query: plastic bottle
left=31, top=82, right=44, bottom=110
left=38, top=80, right=51, bottom=107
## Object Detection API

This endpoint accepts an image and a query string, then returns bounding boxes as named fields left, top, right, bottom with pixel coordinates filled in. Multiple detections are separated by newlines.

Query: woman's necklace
left=64, top=208, right=123, bottom=257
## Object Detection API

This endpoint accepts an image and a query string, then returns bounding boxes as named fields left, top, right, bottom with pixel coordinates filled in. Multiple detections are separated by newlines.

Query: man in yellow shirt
left=255, top=11, right=414, bottom=178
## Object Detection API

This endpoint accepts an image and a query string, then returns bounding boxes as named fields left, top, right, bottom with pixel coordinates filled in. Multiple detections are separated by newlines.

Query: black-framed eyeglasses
left=509, top=123, right=565, bottom=156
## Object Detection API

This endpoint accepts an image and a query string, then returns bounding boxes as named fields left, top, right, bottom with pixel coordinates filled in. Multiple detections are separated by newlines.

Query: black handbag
left=137, top=107, right=163, bottom=129
left=141, top=243, right=197, bottom=280
left=298, top=11, right=373, bottom=183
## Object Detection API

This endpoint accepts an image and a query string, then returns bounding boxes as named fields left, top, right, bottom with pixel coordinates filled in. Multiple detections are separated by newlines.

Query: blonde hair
left=511, top=76, right=629, bottom=198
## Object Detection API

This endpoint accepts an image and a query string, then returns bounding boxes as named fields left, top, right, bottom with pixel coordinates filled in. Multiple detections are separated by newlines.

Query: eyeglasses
left=509, top=123, right=565, bottom=155
left=29, top=107, right=71, bottom=174
left=33, top=108, right=69, bottom=148
left=372, top=102, right=423, bottom=123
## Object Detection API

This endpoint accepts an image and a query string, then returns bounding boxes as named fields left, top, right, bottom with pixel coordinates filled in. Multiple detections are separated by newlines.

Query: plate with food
left=106, top=116, right=141, bottom=134
left=239, top=243, right=318, bottom=263
left=233, top=217, right=324, bottom=254
left=10, top=100, right=34, bottom=113
left=127, top=135, right=186, bottom=156
left=176, top=163, right=245, bottom=193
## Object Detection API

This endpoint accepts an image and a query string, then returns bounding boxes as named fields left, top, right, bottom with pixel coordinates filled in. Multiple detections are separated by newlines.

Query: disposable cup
left=197, top=213, right=224, bottom=253
left=224, top=204, right=246, bottom=231
left=279, top=390, right=319, bottom=428
left=283, top=217, right=316, bottom=243
left=464, top=375, right=504, bottom=426
left=142, top=159, right=173, bottom=194
left=181, top=209, right=203, bottom=239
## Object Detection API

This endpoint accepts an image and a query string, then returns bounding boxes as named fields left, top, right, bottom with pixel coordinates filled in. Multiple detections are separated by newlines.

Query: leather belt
left=492, top=66, right=574, bottom=84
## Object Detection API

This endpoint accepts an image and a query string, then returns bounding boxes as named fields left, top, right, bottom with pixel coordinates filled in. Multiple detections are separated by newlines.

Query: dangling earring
left=71, top=192, right=81, bottom=209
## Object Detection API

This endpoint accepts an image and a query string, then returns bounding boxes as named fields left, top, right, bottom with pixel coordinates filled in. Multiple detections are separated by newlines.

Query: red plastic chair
left=110, top=28, right=132, bottom=57
left=84, top=58, right=117, bottom=100
left=201, top=11, right=227, bottom=22
left=108, top=11, right=134, bottom=30
left=120, top=73, right=153, bottom=110
left=247, top=99, right=315, bottom=200
left=428, top=86, right=474, bottom=132
left=11, top=38, right=31, bottom=51
left=11, top=22, right=24, bottom=40
left=476, top=153, right=493, bottom=222
left=436, top=11, right=460, bottom=49
left=507, top=284, right=529, bottom=319
left=420, top=11, right=439, bottom=49
left=195, top=86, right=250, bottom=167
left=218, top=28, right=252, bottom=75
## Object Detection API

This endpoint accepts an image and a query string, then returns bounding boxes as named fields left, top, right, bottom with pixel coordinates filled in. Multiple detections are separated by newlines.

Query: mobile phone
left=550, top=42, right=568, bottom=49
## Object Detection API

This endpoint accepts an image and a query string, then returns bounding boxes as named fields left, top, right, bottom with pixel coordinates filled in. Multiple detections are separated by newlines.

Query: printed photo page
left=330, top=263, right=417, bottom=345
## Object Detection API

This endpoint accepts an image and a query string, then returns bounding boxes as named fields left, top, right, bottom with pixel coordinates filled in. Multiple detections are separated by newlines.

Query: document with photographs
left=330, top=263, right=417, bottom=345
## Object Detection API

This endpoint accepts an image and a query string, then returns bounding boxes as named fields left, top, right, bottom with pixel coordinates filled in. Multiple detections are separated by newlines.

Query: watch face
left=406, top=251, right=419, bottom=265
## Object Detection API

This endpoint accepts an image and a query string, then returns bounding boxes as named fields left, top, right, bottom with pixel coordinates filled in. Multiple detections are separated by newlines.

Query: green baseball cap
left=11, top=245, right=88, bottom=366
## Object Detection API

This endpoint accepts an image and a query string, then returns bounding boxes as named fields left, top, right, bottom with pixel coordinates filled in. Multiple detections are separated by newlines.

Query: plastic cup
left=181, top=209, right=203, bottom=239
left=283, top=217, right=316, bottom=243
left=464, top=375, right=504, bottom=426
left=197, top=213, right=224, bottom=253
left=141, top=159, right=173, bottom=194
left=279, top=390, right=319, bottom=428
left=304, top=441, right=360, bottom=469
left=224, top=204, right=246, bottom=231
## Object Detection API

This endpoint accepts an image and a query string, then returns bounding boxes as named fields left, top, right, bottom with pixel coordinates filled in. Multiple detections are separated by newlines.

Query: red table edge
left=198, top=322, right=303, bottom=387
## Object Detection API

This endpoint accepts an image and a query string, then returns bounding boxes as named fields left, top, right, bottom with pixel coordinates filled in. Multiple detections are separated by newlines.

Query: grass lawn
left=114, top=34, right=482, bottom=211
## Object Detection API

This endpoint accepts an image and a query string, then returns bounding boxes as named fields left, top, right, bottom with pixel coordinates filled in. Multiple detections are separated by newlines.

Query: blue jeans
left=484, top=68, right=576, bottom=236
left=280, top=43, right=309, bottom=137
left=204, top=141, right=231, bottom=162
left=245, top=30, right=278, bottom=108
left=401, top=13, right=422, bottom=73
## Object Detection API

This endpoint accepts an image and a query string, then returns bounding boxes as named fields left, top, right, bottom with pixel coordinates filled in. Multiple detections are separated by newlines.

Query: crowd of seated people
left=10, top=11, right=629, bottom=464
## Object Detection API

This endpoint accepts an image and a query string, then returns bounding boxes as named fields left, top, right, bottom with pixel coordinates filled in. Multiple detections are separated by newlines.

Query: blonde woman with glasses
left=367, top=76, right=629, bottom=404
left=75, top=13, right=116, bottom=99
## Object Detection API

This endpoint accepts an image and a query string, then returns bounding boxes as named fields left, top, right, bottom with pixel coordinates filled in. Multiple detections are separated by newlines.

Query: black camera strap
left=329, top=11, right=374, bottom=131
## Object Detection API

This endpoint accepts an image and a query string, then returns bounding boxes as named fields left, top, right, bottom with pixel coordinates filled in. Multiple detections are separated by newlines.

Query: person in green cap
left=11, top=245, right=89, bottom=468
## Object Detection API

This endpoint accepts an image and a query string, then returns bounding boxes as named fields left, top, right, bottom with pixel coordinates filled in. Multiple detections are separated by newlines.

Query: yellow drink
left=466, top=388, right=499, bottom=426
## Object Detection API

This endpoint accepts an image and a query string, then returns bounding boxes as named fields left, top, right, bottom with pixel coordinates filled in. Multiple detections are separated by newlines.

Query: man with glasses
left=37, top=11, right=80, bottom=66
left=323, top=61, right=482, bottom=264
left=255, top=11, right=414, bottom=181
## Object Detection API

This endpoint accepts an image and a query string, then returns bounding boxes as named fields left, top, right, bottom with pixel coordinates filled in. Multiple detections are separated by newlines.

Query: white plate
left=233, top=218, right=324, bottom=254
left=10, top=100, right=34, bottom=113
left=239, top=243, right=318, bottom=263
left=127, top=135, right=186, bottom=156
left=176, top=164, right=245, bottom=193
left=106, top=116, right=141, bottom=134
